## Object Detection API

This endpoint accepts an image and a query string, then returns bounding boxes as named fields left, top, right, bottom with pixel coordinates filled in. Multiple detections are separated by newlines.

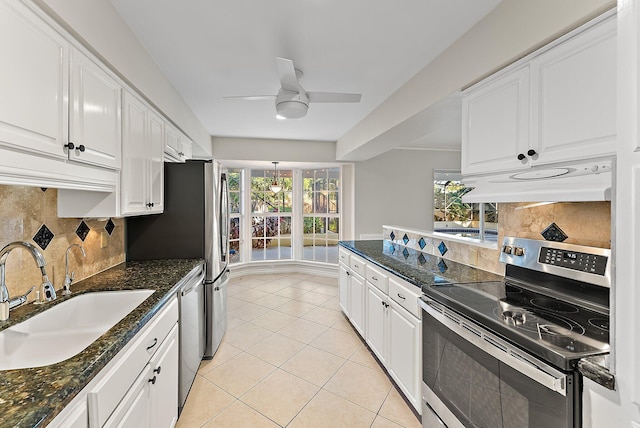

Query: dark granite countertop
left=0, top=258, right=204, bottom=428
left=339, top=240, right=502, bottom=289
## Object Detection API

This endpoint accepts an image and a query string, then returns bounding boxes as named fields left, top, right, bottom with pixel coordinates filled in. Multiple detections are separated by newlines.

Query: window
left=433, top=170, right=498, bottom=242
left=303, top=168, right=340, bottom=263
left=250, top=168, right=293, bottom=260
left=227, top=165, right=341, bottom=265
left=227, top=168, right=242, bottom=264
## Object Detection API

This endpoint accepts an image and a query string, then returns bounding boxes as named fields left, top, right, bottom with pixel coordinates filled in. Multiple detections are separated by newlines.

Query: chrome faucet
left=0, top=241, right=55, bottom=321
left=62, top=244, right=86, bottom=295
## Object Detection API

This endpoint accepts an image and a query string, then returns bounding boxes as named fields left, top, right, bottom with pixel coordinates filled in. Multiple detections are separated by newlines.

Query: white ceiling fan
left=223, top=57, right=362, bottom=119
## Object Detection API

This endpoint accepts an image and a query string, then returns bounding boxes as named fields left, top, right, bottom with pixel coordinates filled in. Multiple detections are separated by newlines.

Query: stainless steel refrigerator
left=126, top=160, right=229, bottom=409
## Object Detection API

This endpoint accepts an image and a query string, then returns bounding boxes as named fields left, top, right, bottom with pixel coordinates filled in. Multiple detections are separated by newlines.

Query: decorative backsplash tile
left=75, top=220, right=90, bottom=242
left=33, top=224, right=54, bottom=250
left=541, top=222, right=568, bottom=242
left=418, top=237, right=426, bottom=250
left=437, top=241, right=448, bottom=256
left=105, top=218, right=115, bottom=236
left=383, top=201, right=611, bottom=275
left=0, top=184, right=125, bottom=303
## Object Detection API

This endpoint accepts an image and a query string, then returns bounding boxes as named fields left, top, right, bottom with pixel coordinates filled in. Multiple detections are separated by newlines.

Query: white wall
left=33, top=0, right=212, bottom=157
left=337, top=0, right=616, bottom=161
left=211, top=137, right=337, bottom=163
left=354, top=149, right=461, bottom=238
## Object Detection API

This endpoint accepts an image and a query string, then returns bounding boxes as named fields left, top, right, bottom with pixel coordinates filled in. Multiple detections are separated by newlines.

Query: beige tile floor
left=177, top=273, right=422, bottom=428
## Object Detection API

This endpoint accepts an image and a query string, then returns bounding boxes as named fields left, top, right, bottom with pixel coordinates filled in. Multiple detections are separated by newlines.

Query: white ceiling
left=109, top=0, right=501, bottom=147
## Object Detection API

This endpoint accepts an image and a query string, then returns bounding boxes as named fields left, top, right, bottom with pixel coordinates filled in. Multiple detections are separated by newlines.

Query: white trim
left=229, top=260, right=338, bottom=279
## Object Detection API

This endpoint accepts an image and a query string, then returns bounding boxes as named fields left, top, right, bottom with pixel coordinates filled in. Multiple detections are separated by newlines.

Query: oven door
left=420, top=297, right=579, bottom=428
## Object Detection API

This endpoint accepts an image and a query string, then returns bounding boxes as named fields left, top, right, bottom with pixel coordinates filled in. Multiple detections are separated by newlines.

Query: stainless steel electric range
left=419, top=237, right=611, bottom=428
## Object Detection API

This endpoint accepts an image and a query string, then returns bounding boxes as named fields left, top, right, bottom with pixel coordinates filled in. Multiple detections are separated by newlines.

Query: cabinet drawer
left=349, top=254, right=366, bottom=277
left=388, top=277, right=421, bottom=319
left=88, top=297, right=178, bottom=427
left=365, top=264, right=388, bottom=294
left=338, top=247, right=350, bottom=266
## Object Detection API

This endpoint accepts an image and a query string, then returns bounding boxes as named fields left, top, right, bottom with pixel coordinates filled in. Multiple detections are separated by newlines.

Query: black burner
left=588, top=318, right=609, bottom=331
left=530, top=297, right=579, bottom=314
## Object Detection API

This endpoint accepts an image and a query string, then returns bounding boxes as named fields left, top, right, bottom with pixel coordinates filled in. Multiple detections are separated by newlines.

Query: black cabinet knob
left=77, top=144, right=86, bottom=152
left=517, top=153, right=526, bottom=161
left=148, top=376, right=156, bottom=385
left=527, top=149, right=536, bottom=156
left=154, top=366, right=162, bottom=374
left=64, top=142, right=75, bottom=150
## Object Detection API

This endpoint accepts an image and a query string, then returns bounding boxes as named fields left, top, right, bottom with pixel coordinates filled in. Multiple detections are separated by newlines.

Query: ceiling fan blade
left=276, top=57, right=300, bottom=92
left=307, top=92, right=362, bottom=103
left=223, top=95, right=276, bottom=101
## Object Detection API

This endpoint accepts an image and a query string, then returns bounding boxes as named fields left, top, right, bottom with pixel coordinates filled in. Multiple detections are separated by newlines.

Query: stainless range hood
left=462, top=159, right=613, bottom=203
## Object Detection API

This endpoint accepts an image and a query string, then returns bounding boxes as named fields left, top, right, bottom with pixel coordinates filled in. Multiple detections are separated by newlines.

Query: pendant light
left=270, top=161, right=282, bottom=193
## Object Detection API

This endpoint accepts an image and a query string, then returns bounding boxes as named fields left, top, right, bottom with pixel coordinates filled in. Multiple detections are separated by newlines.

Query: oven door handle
left=419, top=297, right=568, bottom=396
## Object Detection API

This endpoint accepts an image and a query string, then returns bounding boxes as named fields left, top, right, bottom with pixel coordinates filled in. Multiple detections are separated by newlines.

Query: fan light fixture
left=270, top=161, right=282, bottom=193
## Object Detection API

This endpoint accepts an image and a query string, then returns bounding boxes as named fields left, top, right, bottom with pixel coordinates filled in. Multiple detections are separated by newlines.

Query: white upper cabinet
left=121, top=90, right=164, bottom=216
left=164, top=123, right=192, bottom=163
left=462, top=65, right=530, bottom=175
left=462, top=12, right=616, bottom=176
left=530, top=15, right=616, bottom=163
left=69, top=48, right=122, bottom=169
left=0, top=0, right=68, bottom=159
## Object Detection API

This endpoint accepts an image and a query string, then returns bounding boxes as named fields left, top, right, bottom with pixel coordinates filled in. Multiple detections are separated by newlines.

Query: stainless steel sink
left=0, top=289, right=154, bottom=371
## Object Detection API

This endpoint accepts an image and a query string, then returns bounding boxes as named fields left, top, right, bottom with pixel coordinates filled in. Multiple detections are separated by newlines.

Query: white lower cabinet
left=387, top=299, right=421, bottom=411
left=339, top=247, right=422, bottom=414
left=104, top=364, right=152, bottom=428
left=365, top=283, right=387, bottom=365
left=149, top=324, right=179, bottom=428
left=338, top=261, right=365, bottom=336
left=338, top=263, right=350, bottom=315
left=348, top=270, right=366, bottom=336
left=49, top=296, right=179, bottom=428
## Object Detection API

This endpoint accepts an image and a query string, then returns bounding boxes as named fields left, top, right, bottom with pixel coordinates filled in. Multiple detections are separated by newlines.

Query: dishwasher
left=178, top=264, right=205, bottom=413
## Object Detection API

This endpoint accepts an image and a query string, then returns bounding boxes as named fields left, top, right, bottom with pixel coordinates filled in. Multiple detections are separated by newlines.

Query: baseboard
left=228, top=260, right=338, bottom=279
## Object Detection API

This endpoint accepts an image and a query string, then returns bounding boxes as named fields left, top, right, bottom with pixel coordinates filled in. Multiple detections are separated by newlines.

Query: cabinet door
left=148, top=109, right=165, bottom=213
left=338, top=264, right=350, bottom=316
left=103, top=364, right=151, bottom=428
left=462, top=65, right=531, bottom=175
left=349, top=272, right=366, bottom=337
left=531, top=15, right=616, bottom=163
left=387, top=301, right=421, bottom=412
left=365, top=283, right=387, bottom=365
left=149, top=324, right=179, bottom=428
left=164, top=123, right=183, bottom=162
left=0, top=0, right=68, bottom=159
left=69, top=48, right=121, bottom=169
left=181, top=137, right=193, bottom=160
left=121, top=91, right=149, bottom=215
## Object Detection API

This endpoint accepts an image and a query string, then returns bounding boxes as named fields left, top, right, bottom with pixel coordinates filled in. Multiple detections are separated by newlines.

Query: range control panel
left=538, top=247, right=608, bottom=276
left=500, top=236, right=611, bottom=288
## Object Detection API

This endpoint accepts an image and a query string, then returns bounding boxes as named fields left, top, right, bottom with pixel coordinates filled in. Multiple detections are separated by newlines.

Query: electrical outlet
left=101, top=231, right=108, bottom=248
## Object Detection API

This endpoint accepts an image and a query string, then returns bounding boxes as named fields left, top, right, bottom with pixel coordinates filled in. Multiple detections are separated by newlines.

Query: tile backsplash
left=0, top=185, right=124, bottom=302
left=384, top=201, right=611, bottom=275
